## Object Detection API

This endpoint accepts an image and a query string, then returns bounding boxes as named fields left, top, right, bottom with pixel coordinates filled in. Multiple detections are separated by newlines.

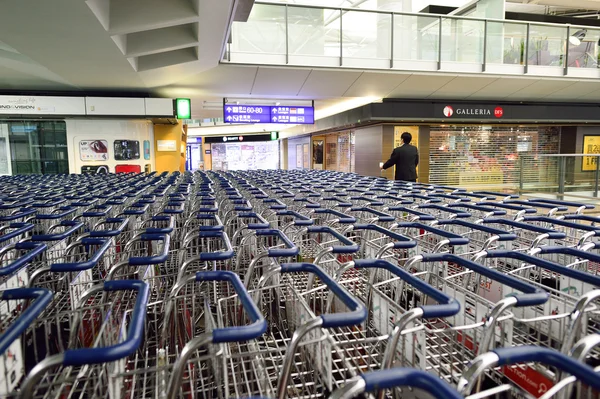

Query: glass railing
left=519, top=154, right=600, bottom=197
left=225, top=2, right=600, bottom=78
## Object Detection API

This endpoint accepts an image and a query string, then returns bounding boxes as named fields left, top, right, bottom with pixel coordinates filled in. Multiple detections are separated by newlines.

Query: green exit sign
left=175, top=98, right=191, bottom=119
left=271, top=131, right=278, bottom=140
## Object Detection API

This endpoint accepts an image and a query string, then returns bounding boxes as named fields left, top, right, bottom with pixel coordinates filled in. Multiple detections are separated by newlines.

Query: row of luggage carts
left=0, top=169, right=599, bottom=399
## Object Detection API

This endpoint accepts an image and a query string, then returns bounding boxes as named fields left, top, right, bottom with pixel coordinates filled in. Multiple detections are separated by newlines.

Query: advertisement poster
left=143, top=140, right=150, bottom=160
left=79, top=140, right=109, bottom=161
left=114, top=140, right=140, bottom=161
left=303, top=143, right=309, bottom=169
left=582, top=135, right=600, bottom=171
left=296, top=144, right=303, bottom=168
left=81, top=165, right=109, bottom=174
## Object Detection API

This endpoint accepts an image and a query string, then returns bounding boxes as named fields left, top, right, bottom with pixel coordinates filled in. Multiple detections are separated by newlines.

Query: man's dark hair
left=401, top=132, right=412, bottom=144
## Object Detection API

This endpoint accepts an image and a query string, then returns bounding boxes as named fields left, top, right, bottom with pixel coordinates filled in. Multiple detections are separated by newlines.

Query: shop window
left=5, top=120, right=68, bottom=175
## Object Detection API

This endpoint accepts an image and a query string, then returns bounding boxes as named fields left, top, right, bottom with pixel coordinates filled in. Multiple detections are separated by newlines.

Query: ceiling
left=1, top=0, right=600, bottom=125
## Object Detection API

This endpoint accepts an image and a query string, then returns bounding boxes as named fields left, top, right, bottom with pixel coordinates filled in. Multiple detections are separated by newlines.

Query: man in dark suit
left=381, top=132, right=419, bottom=182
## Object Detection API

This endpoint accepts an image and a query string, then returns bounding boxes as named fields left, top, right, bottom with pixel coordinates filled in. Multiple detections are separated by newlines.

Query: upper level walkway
left=223, top=1, right=600, bottom=80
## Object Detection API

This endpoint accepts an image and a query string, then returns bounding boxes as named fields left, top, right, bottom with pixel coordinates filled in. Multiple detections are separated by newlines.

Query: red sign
left=503, top=365, right=553, bottom=398
left=494, top=107, right=504, bottom=118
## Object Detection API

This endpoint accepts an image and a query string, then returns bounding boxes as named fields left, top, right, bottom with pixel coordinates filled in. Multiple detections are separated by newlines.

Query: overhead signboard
left=204, top=133, right=278, bottom=143
left=223, top=104, right=314, bottom=124
left=0, top=96, right=86, bottom=115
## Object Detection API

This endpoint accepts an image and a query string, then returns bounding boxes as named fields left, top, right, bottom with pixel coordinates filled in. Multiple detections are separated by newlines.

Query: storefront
left=282, top=99, right=600, bottom=189
left=204, top=133, right=280, bottom=171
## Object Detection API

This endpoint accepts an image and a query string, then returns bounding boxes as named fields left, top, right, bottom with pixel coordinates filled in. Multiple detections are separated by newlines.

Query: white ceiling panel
left=251, top=67, right=312, bottom=96
left=343, top=72, right=411, bottom=98
left=427, top=76, right=500, bottom=99
left=504, top=79, right=576, bottom=100
left=297, top=70, right=362, bottom=97
left=387, top=74, right=457, bottom=98
left=467, top=77, right=538, bottom=99
left=542, top=81, right=600, bottom=101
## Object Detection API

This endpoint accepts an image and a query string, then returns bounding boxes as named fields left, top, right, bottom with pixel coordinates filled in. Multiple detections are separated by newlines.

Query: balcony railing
left=225, top=1, right=600, bottom=78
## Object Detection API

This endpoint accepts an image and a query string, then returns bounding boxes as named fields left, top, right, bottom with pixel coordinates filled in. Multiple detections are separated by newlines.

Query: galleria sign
left=443, top=105, right=503, bottom=118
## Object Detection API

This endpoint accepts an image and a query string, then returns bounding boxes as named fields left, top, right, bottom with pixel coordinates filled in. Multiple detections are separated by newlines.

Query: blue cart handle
left=281, top=263, right=367, bottom=328
left=0, top=223, right=34, bottom=244
left=354, top=259, right=459, bottom=318
left=49, top=238, right=112, bottom=272
left=435, top=220, right=517, bottom=241
left=90, top=218, right=129, bottom=237
left=349, top=207, right=395, bottom=222
left=195, top=270, right=267, bottom=343
left=386, top=206, right=436, bottom=221
left=237, top=212, right=270, bottom=230
left=421, top=253, right=548, bottom=307
left=474, top=191, right=519, bottom=199
left=491, top=346, right=600, bottom=391
left=530, top=198, right=594, bottom=210
left=429, top=194, right=472, bottom=202
left=482, top=218, right=566, bottom=239
left=0, top=208, right=36, bottom=222
left=31, top=220, right=84, bottom=242
left=395, top=222, right=469, bottom=246
left=478, top=202, right=537, bottom=213
left=353, top=224, right=416, bottom=249
left=63, top=280, right=149, bottom=366
left=0, top=288, right=53, bottom=354
left=35, top=207, right=76, bottom=220
left=276, top=210, right=314, bottom=226
left=144, top=215, right=175, bottom=235
left=564, top=215, right=600, bottom=225
left=417, top=204, right=471, bottom=218
left=128, top=234, right=171, bottom=266
left=522, top=216, right=600, bottom=233
left=358, top=369, right=462, bottom=399
left=314, top=209, right=357, bottom=224
left=255, top=229, right=299, bottom=257
left=198, top=231, right=235, bottom=261
left=506, top=200, right=569, bottom=211
left=537, top=246, right=600, bottom=264
left=305, top=226, right=360, bottom=253
left=484, top=250, right=600, bottom=287
left=447, top=203, right=507, bottom=216
left=402, top=194, right=442, bottom=203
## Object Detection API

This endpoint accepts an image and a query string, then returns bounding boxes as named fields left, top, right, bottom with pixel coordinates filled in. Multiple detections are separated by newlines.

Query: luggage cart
left=228, top=212, right=270, bottom=249
left=477, top=201, right=537, bottom=220
left=471, top=249, right=600, bottom=354
left=346, top=207, right=396, bottom=228
left=446, top=203, right=507, bottom=219
left=401, top=253, right=548, bottom=383
left=188, top=263, right=367, bottom=399
left=18, top=280, right=150, bottom=399
left=415, top=204, right=471, bottom=220
left=431, top=219, right=518, bottom=257
left=457, top=346, right=600, bottom=399
left=479, top=218, right=566, bottom=252
left=0, top=222, right=34, bottom=247
left=0, top=242, right=47, bottom=290
left=0, top=287, right=53, bottom=396
left=329, top=367, right=463, bottom=399
left=271, top=210, right=313, bottom=237
left=385, top=205, right=436, bottom=223
left=308, top=209, right=356, bottom=233
left=29, top=221, right=85, bottom=264
left=237, top=229, right=299, bottom=289
left=106, top=233, right=171, bottom=280
left=177, top=231, right=235, bottom=280
left=519, top=216, right=600, bottom=249
left=31, top=207, right=77, bottom=235
left=529, top=198, right=595, bottom=215
left=504, top=200, right=569, bottom=217
left=393, top=222, right=470, bottom=259
left=351, top=224, right=416, bottom=264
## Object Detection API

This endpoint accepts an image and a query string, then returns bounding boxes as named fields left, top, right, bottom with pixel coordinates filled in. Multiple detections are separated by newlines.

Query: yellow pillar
left=154, top=121, right=187, bottom=173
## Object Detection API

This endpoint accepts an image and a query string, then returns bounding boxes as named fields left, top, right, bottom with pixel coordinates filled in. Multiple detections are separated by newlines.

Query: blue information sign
left=223, top=104, right=314, bottom=124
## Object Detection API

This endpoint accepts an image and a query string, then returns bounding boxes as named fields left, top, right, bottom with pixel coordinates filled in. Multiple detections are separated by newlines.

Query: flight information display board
left=224, top=104, right=314, bottom=124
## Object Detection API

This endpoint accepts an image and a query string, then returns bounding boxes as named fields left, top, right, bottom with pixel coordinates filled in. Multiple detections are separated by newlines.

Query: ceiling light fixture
left=569, top=29, right=587, bottom=46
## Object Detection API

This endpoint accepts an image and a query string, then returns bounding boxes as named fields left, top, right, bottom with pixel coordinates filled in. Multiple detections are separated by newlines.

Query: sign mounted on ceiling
left=223, top=104, right=315, bottom=124
left=437, top=104, right=507, bottom=119
left=204, top=133, right=279, bottom=143
left=0, top=96, right=86, bottom=115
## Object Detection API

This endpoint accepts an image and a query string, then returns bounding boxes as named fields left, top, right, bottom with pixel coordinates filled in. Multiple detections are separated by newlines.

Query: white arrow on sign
left=226, top=116, right=232, bottom=121
left=273, top=108, right=278, bottom=114
left=272, top=116, right=277, bottom=122
left=226, top=107, right=232, bottom=112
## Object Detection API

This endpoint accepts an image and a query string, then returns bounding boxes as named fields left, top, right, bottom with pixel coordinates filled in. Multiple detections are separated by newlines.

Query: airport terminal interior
left=2, top=0, right=600, bottom=398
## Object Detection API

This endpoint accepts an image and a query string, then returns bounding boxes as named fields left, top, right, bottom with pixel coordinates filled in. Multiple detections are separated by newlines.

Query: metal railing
left=519, top=154, right=600, bottom=197
left=225, top=1, right=600, bottom=78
